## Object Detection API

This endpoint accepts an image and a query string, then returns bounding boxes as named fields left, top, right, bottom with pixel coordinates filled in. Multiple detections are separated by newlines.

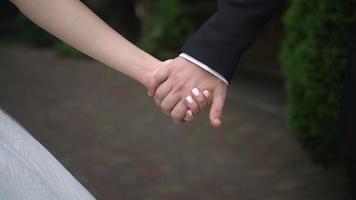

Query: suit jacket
left=181, top=0, right=285, bottom=83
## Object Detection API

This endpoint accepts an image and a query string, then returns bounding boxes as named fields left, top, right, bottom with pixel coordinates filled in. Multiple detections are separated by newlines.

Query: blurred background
left=0, top=0, right=355, bottom=199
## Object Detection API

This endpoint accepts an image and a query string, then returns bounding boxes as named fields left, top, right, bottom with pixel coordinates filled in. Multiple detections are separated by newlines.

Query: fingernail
left=192, top=88, right=200, bottom=96
left=203, top=90, right=210, bottom=98
left=213, top=119, right=221, bottom=127
left=186, top=96, right=194, bottom=104
left=187, top=110, right=193, bottom=116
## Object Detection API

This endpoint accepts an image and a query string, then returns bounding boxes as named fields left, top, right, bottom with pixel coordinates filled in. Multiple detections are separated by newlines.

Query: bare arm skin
left=10, top=0, right=160, bottom=87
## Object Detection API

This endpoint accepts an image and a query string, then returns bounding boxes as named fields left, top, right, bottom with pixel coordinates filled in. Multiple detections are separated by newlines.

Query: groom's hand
left=148, top=57, right=227, bottom=128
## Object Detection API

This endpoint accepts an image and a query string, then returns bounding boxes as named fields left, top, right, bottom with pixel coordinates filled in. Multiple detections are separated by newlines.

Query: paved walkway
left=0, top=45, right=350, bottom=200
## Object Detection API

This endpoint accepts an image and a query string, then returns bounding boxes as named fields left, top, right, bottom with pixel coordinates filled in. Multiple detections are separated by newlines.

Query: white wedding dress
left=0, top=108, right=95, bottom=200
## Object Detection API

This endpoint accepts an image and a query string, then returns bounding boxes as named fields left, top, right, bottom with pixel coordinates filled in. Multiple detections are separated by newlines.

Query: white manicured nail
left=192, top=88, right=200, bottom=96
left=186, top=96, right=194, bottom=104
left=187, top=110, right=193, bottom=116
left=203, top=90, right=210, bottom=98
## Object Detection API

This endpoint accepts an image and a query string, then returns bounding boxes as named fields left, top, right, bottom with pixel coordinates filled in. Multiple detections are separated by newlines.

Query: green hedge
left=0, top=0, right=140, bottom=58
left=280, top=0, right=356, bottom=166
left=1, top=0, right=216, bottom=59
left=139, top=0, right=215, bottom=59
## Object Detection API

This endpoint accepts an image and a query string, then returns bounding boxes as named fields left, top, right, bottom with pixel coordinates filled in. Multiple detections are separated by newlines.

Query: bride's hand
left=148, top=57, right=226, bottom=127
left=147, top=60, right=213, bottom=123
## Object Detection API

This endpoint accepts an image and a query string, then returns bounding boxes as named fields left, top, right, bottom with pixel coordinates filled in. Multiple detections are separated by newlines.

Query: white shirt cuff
left=179, top=53, right=229, bottom=85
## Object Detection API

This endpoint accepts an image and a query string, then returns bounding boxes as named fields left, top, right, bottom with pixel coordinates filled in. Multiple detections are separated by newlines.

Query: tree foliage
left=139, top=0, right=215, bottom=59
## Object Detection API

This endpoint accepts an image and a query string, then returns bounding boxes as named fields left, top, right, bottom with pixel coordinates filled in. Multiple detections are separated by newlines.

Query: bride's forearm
left=10, top=0, right=159, bottom=87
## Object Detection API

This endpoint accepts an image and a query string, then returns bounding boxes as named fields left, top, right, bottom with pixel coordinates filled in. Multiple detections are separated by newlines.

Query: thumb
left=163, top=59, right=173, bottom=65
left=209, top=85, right=227, bottom=128
left=147, top=59, right=172, bottom=96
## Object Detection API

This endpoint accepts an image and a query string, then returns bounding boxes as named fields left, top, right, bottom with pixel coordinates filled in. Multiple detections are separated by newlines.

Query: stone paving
left=0, top=45, right=350, bottom=200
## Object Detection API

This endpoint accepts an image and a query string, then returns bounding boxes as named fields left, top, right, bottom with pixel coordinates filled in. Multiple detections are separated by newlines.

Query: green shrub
left=0, top=1, right=21, bottom=39
left=84, top=0, right=140, bottom=41
left=53, top=42, right=87, bottom=59
left=13, top=15, right=58, bottom=47
left=280, top=0, right=356, bottom=166
left=0, top=0, right=140, bottom=58
left=139, top=0, right=215, bottom=59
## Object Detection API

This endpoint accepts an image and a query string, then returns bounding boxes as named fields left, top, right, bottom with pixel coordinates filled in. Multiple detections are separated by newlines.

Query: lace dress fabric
left=0, top=109, right=95, bottom=200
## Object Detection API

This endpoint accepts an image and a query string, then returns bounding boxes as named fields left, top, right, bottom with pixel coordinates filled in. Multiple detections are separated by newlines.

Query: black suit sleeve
left=181, top=0, right=285, bottom=83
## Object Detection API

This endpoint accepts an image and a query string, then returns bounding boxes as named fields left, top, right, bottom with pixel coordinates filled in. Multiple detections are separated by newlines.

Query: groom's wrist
left=179, top=53, right=229, bottom=85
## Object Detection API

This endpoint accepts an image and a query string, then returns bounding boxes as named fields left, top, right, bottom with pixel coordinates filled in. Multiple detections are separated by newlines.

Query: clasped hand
left=147, top=57, right=227, bottom=128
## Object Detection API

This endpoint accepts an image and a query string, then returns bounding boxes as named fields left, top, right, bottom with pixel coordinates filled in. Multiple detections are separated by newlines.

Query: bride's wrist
left=139, top=59, right=163, bottom=88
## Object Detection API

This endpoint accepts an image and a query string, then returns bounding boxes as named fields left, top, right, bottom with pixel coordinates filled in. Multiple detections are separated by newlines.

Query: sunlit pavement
left=0, top=45, right=350, bottom=200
